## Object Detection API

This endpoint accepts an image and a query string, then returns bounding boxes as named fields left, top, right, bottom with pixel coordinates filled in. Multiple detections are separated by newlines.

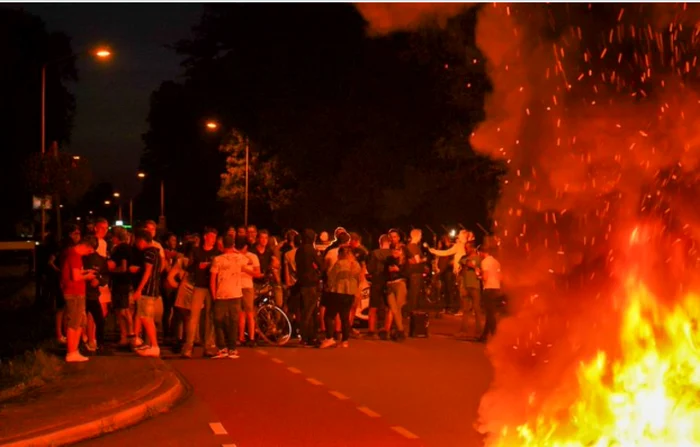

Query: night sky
left=12, top=3, right=203, bottom=197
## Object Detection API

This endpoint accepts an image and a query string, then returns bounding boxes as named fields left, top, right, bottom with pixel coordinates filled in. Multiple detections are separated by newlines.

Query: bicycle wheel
left=256, top=305, right=292, bottom=346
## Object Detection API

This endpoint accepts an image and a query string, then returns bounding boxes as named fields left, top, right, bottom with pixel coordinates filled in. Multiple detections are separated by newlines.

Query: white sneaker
left=212, top=349, right=229, bottom=359
left=66, top=351, right=89, bottom=363
left=136, top=346, right=160, bottom=357
left=228, top=349, right=240, bottom=359
left=320, top=339, right=336, bottom=349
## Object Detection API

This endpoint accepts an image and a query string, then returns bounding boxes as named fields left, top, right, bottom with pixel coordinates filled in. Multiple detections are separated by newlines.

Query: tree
left=217, top=129, right=295, bottom=221
left=0, top=8, right=77, bottom=237
left=141, top=4, right=502, bottom=234
left=24, top=143, right=92, bottom=236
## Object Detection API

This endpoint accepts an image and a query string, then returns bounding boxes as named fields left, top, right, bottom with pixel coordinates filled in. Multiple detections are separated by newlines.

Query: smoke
left=355, top=3, right=470, bottom=35
left=468, top=3, right=700, bottom=444
left=357, top=2, right=700, bottom=444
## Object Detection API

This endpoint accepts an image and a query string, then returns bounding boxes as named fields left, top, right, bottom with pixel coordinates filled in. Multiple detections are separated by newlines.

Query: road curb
left=0, top=359, right=187, bottom=447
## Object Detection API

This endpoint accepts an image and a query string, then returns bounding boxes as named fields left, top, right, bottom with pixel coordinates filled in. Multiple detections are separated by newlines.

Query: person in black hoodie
left=383, top=244, right=409, bottom=341
left=295, top=229, right=324, bottom=347
left=82, top=235, right=110, bottom=354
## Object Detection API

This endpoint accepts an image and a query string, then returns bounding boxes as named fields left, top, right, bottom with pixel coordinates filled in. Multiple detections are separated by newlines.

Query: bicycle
left=254, top=282, right=293, bottom=346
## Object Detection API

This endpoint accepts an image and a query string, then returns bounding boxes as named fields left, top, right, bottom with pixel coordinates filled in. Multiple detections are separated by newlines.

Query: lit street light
left=205, top=120, right=219, bottom=130
left=94, top=48, right=112, bottom=58
left=104, top=200, right=111, bottom=205
left=137, top=171, right=166, bottom=229
left=113, top=192, right=120, bottom=198
left=40, top=46, right=113, bottom=242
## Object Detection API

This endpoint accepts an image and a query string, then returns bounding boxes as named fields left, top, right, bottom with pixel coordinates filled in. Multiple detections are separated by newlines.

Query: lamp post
left=40, top=46, right=112, bottom=241
left=137, top=172, right=165, bottom=229
left=113, top=192, right=122, bottom=221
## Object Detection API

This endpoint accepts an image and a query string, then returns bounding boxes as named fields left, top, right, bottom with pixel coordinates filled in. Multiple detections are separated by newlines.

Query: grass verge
left=0, top=347, right=63, bottom=402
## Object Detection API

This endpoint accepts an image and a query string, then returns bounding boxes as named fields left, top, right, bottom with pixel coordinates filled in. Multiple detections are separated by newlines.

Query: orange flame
left=499, top=277, right=700, bottom=446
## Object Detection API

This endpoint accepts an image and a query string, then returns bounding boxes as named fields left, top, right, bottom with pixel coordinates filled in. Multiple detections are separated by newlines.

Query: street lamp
left=40, top=46, right=112, bottom=242
left=137, top=171, right=165, bottom=229
left=104, top=200, right=111, bottom=205
left=205, top=120, right=219, bottom=130
left=113, top=192, right=120, bottom=198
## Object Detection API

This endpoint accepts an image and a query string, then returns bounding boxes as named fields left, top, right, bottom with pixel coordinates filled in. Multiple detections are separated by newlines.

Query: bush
left=0, top=349, right=63, bottom=401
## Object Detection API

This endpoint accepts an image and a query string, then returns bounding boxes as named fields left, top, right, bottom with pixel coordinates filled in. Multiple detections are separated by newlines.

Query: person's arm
left=310, top=250, right=322, bottom=272
left=48, top=254, right=60, bottom=272
left=133, top=251, right=155, bottom=300
left=429, top=244, right=458, bottom=257
left=98, top=259, right=109, bottom=287
left=271, top=256, right=281, bottom=284
left=209, top=258, right=219, bottom=298
left=71, top=255, right=95, bottom=282
left=167, top=260, right=183, bottom=289
left=284, top=254, right=293, bottom=287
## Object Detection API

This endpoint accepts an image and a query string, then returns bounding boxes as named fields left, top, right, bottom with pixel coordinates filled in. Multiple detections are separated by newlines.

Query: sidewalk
left=0, top=356, right=185, bottom=447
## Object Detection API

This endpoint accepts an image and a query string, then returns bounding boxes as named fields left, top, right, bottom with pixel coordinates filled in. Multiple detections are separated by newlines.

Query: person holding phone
left=60, top=236, right=98, bottom=362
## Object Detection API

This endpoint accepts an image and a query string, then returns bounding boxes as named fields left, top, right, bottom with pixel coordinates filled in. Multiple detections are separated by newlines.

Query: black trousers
left=324, top=292, right=353, bottom=342
left=440, top=269, right=457, bottom=311
left=299, top=286, right=319, bottom=343
left=213, top=299, right=241, bottom=350
left=162, top=287, right=177, bottom=338
left=480, top=288, right=501, bottom=340
left=86, top=299, right=105, bottom=347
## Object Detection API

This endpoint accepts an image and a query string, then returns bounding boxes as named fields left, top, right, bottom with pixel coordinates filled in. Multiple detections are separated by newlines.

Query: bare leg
left=238, top=311, right=246, bottom=342
left=368, top=308, right=377, bottom=332
left=55, top=309, right=65, bottom=340
left=66, top=326, right=82, bottom=355
left=246, top=312, right=255, bottom=341
left=141, top=317, right=159, bottom=349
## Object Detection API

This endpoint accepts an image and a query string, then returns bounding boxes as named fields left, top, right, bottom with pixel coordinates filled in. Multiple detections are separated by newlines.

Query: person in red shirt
left=61, top=236, right=97, bottom=362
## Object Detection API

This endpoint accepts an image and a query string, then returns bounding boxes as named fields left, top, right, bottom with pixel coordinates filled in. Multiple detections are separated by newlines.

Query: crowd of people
left=38, top=219, right=502, bottom=363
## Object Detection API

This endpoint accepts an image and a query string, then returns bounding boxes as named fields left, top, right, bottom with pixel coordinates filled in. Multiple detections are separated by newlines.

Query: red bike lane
left=173, top=351, right=424, bottom=447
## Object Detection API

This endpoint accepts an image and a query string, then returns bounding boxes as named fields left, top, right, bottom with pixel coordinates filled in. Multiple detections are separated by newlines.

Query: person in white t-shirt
left=478, top=240, right=502, bottom=343
left=236, top=236, right=261, bottom=346
left=210, top=235, right=256, bottom=359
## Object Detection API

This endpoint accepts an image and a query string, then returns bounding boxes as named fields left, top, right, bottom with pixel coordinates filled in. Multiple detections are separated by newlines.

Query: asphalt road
left=78, top=314, right=492, bottom=447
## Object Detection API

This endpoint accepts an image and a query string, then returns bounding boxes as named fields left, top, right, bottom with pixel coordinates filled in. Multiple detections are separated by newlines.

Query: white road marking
left=357, top=406, right=381, bottom=418
left=271, top=357, right=284, bottom=364
left=392, top=426, right=419, bottom=439
left=287, top=366, right=302, bottom=374
left=329, top=391, right=349, bottom=400
left=306, top=377, right=323, bottom=385
left=209, top=422, right=228, bottom=435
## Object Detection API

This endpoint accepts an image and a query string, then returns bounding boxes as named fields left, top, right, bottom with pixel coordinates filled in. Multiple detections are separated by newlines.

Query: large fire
left=354, top=3, right=700, bottom=445
left=511, top=277, right=700, bottom=446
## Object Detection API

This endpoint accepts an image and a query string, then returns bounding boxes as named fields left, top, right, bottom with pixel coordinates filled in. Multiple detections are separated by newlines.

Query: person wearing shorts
left=109, top=226, right=134, bottom=346
left=132, top=230, right=163, bottom=357
left=237, top=236, right=260, bottom=346
left=210, top=236, right=255, bottom=359
left=60, top=236, right=98, bottom=362
left=366, top=235, right=392, bottom=339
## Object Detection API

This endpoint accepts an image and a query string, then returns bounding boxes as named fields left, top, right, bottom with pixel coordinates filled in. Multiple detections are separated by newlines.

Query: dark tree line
left=0, top=8, right=77, bottom=238
left=139, top=4, right=503, bottom=235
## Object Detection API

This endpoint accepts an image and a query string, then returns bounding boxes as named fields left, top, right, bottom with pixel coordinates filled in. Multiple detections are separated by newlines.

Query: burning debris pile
left=471, top=4, right=700, bottom=446
left=358, top=2, right=700, bottom=445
